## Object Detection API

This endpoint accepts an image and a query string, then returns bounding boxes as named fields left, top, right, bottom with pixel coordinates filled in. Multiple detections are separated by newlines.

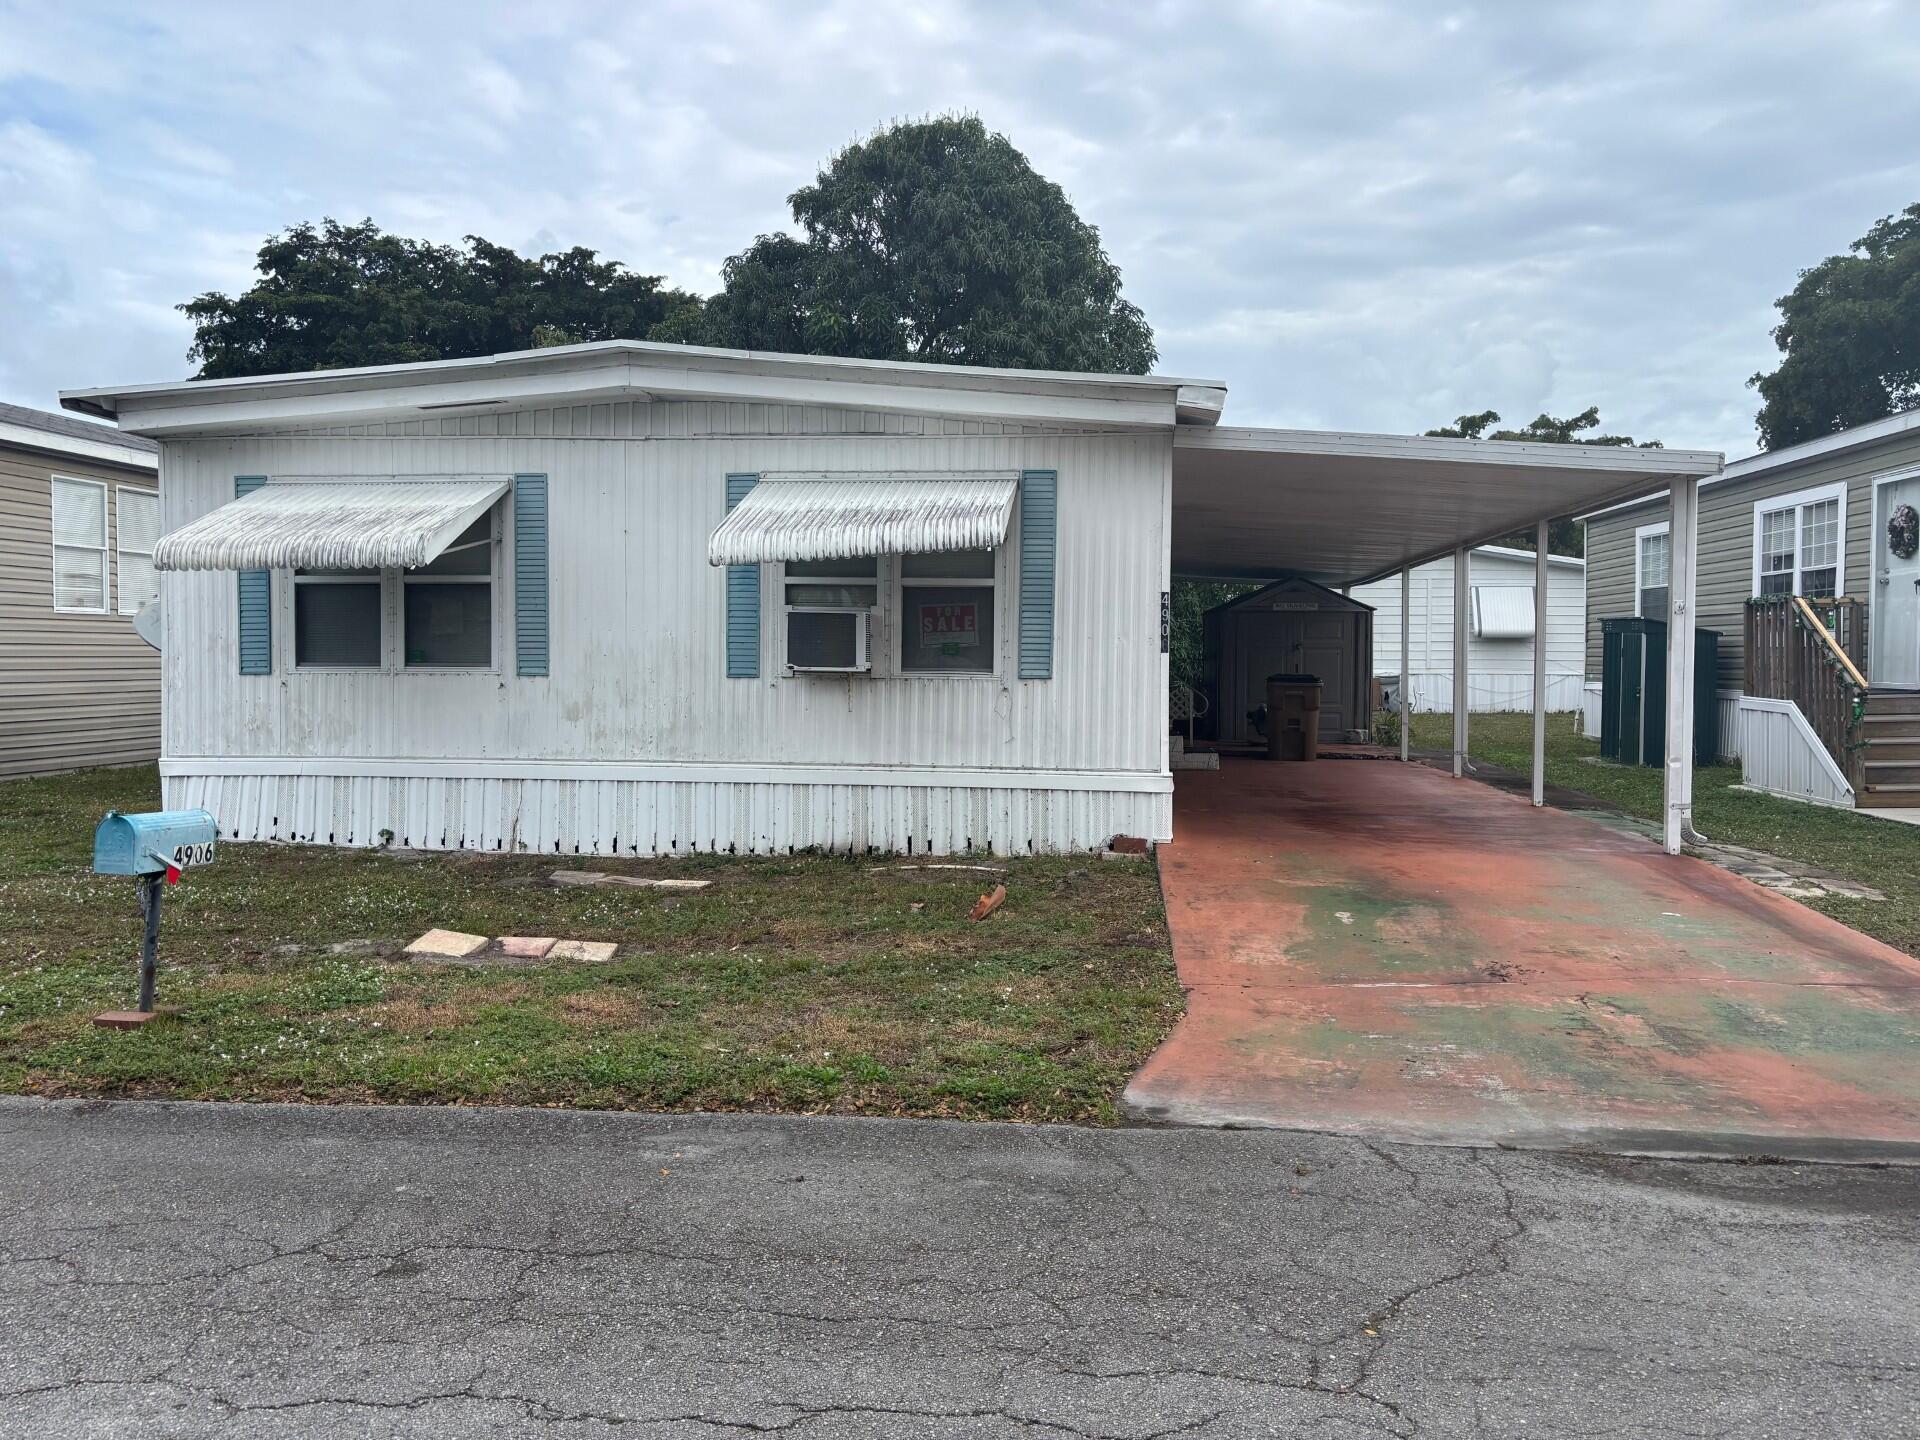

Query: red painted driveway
left=1126, top=756, right=1920, bottom=1159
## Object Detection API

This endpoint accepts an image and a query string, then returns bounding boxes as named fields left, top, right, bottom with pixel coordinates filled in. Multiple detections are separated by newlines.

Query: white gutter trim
left=0, top=418, right=158, bottom=471
left=159, top=755, right=1175, bottom=794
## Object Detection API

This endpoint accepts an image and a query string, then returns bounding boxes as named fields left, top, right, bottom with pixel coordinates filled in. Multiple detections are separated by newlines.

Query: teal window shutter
left=234, top=475, right=271, bottom=675
left=725, top=473, right=761, bottom=678
left=514, top=474, right=549, bottom=677
left=1018, top=469, right=1057, bottom=680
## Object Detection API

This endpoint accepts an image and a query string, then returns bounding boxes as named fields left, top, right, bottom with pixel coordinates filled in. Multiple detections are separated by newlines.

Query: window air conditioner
left=787, top=607, right=871, bottom=673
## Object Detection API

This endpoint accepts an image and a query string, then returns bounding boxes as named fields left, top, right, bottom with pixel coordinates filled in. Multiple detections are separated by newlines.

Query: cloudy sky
left=4, top=0, right=1918, bottom=457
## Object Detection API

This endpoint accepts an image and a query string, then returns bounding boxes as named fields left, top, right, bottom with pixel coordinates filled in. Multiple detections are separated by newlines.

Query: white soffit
left=709, top=474, right=1019, bottom=566
left=1172, top=427, right=1722, bottom=587
left=153, top=477, right=509, bottom=572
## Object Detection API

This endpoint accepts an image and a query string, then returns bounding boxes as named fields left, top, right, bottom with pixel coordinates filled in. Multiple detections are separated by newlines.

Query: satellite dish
left=132, top=599, right=163, bottom=651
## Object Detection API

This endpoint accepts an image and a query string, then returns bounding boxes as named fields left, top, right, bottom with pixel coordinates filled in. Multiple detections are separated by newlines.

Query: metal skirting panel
left=1735, top=697, right=1853, bottom=807
left=165, top=772, right=1172, bottom=856
left=1397, top=671, right=1586, bottom=714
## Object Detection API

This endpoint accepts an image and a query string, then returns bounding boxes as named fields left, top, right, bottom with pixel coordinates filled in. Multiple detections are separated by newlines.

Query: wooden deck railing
left=1745, top=596, right=1869, bottom=789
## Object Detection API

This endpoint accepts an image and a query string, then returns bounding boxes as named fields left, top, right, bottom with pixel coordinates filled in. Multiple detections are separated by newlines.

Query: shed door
left=1239, top=613, right=1353, bottom=743
left=1299, top=615, right=1352, bottom=740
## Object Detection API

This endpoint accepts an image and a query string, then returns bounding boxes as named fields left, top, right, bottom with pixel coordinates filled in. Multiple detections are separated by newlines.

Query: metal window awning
left=707, top=474, right=1019, bottom=567
left=152, top=478, right=510, bottom=572
left=1473, top=584, right=1536, bottom=640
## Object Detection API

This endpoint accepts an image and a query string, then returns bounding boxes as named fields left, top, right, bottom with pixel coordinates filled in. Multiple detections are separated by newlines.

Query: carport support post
left=1532, top=520, right=1548, bottom=806
left=1452, top=546, right=1469, bottom=777
left=1663, top=475, right=1701, bottom=854
left=1399, top=566, right=1410, bottom=762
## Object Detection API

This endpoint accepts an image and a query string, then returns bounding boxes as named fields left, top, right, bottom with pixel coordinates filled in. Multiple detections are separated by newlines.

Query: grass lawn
left=0, top=766, right=1181, bottom=1123
left=1404, top=710, right=1920, bottom=956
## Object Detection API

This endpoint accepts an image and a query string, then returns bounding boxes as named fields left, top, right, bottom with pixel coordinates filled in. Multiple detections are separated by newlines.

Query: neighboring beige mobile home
left=0, top=402, right=162, bottom=778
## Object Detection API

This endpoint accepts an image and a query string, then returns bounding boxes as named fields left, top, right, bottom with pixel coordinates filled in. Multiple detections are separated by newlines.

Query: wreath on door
left=1891, top=503, right=1920, bottom=560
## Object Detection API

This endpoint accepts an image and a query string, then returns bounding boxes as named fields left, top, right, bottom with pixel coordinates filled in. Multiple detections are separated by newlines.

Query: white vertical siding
left=1353, top=549, right=1584, bottom=713
left=156, top=400, right=1172, bottom=854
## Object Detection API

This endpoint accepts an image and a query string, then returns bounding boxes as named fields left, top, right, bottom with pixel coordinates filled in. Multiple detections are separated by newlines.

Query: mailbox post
left=91, top=809, right=218, bottom=1028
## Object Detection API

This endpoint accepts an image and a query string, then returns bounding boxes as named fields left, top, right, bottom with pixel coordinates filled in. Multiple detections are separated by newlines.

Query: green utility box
left=1599, top=617, right=1720, bottom=768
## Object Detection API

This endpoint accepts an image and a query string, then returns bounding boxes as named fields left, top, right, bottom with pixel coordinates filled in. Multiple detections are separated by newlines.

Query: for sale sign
left=919, top=602, right=979, bottom=647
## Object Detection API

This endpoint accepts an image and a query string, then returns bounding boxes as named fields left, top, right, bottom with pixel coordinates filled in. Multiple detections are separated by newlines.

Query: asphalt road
left=3, top=1099, right=1917, bottom=1439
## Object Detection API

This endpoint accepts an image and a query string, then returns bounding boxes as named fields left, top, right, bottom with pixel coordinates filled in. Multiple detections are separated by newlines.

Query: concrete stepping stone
left=551, top=870, right=710, bottom=892
left=407, top=928, right=488, bottom=958
left=550, top=940, right=618, bottom=963
left=498, top=936, right=556, bottom=959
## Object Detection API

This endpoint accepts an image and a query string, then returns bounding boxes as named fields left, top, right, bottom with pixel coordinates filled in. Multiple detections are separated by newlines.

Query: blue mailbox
left=92, top=809, right=218, bottom=1024
left=93, top=809, right=218, bottom=878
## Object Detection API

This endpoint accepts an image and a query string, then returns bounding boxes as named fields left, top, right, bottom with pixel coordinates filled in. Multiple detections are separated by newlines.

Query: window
left=116, top=488, right=160, bottom=615
left=403, top=513, right=494, bottom=667
left=1636, top=524, right=1670, bottom=618
left=291, top=506, right=500, bottom=670
left=783, top=556, right=876, bottom=672
left=1753, top=483, right=1846, bottom=599
left=51, top=477, right=109, bottom=612
left=294, top=569, right=383, bottom=668
left=899, top=548, right=996, bottom=674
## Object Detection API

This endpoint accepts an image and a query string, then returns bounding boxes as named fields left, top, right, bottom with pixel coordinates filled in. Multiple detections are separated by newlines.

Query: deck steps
left=1856, top=693, right=1920, bottom=809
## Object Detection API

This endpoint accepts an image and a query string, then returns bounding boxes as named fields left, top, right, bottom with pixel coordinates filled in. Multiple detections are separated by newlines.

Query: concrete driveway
left=1126, top=757, right=1920, bottom=1160
left=4, top=1098, right=1918, bottom=1439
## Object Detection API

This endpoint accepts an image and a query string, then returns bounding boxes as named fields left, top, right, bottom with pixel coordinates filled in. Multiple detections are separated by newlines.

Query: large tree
left=698, top=116, right=1156, bottom=373
left=181, top=219, right=704, bottom=379
left=1751, top=203, right=1920, bottom=450
left=1425, top=406, right=1662, bottom=556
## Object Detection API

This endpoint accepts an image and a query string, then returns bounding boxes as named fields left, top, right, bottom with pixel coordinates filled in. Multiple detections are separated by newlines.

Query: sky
left=4, top=1, right=1919, bottom=459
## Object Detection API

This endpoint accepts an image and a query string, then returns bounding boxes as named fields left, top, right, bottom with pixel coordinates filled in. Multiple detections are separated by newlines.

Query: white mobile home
left=63, top=341, right=1724, bottom=856
left=1350, top=545, right=1586, bottom=713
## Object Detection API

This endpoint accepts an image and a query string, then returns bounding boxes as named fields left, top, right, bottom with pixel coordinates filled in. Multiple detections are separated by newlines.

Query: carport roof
left=1172, top=426, right=1722, bottom=587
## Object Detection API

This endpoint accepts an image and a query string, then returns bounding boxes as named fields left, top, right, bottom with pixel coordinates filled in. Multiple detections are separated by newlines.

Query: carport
left=1153, top=427, right=1920, bottom=1158
left=1171, top=426, right=1721, bottom=851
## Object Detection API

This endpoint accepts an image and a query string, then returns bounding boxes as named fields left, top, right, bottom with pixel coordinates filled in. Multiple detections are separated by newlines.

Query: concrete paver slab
left=405, top=928, right=488, bottom=958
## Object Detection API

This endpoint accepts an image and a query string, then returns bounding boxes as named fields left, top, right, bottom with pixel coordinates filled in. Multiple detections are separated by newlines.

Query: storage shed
left=1202, top=578, right=1374, bottom=744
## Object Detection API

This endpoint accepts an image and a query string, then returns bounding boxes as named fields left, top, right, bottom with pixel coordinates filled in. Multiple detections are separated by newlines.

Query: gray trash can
left=1265, top=673, right=1322, bottom=761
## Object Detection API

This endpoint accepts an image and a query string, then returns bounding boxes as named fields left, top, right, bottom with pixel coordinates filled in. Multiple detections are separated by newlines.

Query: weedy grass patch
left=0, top=766, right=1181, bottom=1123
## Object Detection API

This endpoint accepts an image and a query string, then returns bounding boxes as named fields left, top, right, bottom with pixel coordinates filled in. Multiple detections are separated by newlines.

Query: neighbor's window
left=899, top=548, right=996, bottom=674
left=783, top=556, right=877, bottom=671
left=294, top=569, right=383, bottom=668
left=116, top=487, right=160, bottom=615
left=403, top=513, right=495, bottom=667
left=51, top=476, right=109, bottom=612
left=1755, top=486, right=1843, bottom=599
left=1637, top=529, right=1670, bottom=618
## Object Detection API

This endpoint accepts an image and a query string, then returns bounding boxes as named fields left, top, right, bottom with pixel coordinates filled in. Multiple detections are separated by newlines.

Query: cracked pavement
left=2, top=1099, right=1917, bottom=1438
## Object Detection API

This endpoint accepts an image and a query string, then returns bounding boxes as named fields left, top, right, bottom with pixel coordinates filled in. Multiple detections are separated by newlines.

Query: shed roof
left=1207, top=575, right=1374, bottom=616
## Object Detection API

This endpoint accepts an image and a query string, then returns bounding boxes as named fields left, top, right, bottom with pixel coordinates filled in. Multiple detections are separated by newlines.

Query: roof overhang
left=0, top=415, right=158, bottom=472
left=708, top=472, right=1018, bottom=567
left=152, top=477, right=509, bottom=572
left=1173, top=426, right=1722, bottom=587
left=62, top=340, right=1227, bottom=439
left=1576, top=405, right=1920, bottom=526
